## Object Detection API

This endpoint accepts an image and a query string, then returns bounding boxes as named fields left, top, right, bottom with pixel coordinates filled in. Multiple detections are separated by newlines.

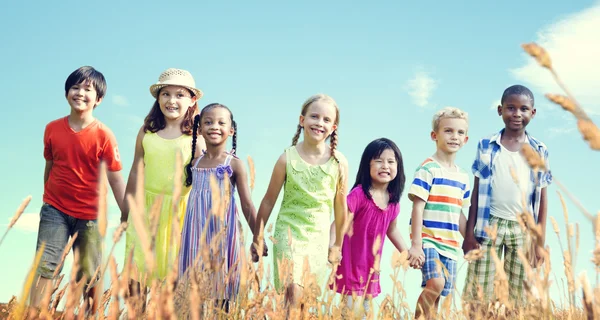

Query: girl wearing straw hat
left=121, top=68, right=205, bottom=303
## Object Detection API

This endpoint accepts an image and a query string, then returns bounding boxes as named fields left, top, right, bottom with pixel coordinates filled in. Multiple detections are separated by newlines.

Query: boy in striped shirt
left=408, top=107, right=471, bottom=319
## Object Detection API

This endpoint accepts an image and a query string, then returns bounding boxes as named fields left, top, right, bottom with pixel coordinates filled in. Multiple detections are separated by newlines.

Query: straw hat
left=149, top=68, right=203, bottom=99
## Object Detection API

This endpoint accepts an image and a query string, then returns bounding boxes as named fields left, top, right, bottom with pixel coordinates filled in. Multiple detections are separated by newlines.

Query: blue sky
left=1, top=0, right=599, bottom=313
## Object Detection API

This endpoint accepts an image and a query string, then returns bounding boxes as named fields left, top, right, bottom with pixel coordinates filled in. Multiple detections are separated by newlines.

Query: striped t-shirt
left=408, top=157, right=471, bottom=260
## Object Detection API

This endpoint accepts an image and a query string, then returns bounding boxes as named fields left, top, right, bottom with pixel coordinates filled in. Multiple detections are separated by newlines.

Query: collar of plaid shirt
left=471, top=128, right=552, bottom=240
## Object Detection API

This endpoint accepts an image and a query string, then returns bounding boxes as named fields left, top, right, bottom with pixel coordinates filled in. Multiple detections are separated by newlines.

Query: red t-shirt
left=43, top=117, right=122, bottom=220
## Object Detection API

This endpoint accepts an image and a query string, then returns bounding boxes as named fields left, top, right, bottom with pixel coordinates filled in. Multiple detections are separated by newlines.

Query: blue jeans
left=35, top=203, right=102, bottom=287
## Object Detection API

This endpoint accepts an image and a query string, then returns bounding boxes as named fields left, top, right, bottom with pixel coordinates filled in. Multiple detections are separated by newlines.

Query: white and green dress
left=273, top=146, right=340, bottom=292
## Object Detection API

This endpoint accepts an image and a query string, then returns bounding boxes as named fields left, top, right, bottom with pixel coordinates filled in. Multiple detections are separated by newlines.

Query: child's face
left=498, top=94, right=536, bottom=132
left=66, top=80, right=102, bottom=112
left=370, top=148, right=397, bottom=186
left=431, top=118, right=469, bottom=153
left=299, top=101, right=338, bottom=143
left=158, top=86, right=197, bottom=121
left=200, top=107, right=234, bottom=146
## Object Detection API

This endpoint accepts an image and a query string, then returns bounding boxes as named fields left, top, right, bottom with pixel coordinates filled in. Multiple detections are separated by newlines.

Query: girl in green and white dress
left=252, top=94, right=349, bottom=314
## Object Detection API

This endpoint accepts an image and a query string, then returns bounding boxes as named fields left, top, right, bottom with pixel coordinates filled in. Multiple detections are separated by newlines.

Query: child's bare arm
left=231, top=158, right=257, bottom=231
left=332, top=157, right=349, bottom=247
left=107, top=170, right=126, bottom=214
left=459, top=212, right=467, bottom=238
left=408, top=197, right=426, bottom=266
left=462, top=177, right=480, bottom=254
left=44, top=160, right=53, bottom=184
left=329, top=221, right=336, bottom=247
left=121, top=127, right=145, bottom=222
left=386, top=216, right=408, bottom=253
left=537, top=187, right=548, bottom=246
left=329, top=157, right=349, bottom=264
left=253, top=153, right=286, bottom=244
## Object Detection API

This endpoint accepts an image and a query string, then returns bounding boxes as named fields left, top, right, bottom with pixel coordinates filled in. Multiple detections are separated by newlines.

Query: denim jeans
left=35, top=203, right=102, bottom=286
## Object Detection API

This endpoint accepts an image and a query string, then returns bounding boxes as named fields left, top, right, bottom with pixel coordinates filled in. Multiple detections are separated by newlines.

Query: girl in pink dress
left=330, top=138, right=410, bottom=318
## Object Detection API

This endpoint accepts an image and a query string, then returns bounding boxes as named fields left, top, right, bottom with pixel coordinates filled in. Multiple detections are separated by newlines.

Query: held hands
left=408, top=245, right=425, bottom=269
left=462, top=234, right=481, bottom=256
left=531, top=244, right=546, bottom=268
left=328, top=245, right=342, bottom=265
left=250, top=237, right=269, bottom=263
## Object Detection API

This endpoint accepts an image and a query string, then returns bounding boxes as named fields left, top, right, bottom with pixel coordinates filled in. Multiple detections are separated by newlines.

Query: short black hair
left=64, top=66, right=107, bottom=100
left=352, top=138, right=405, bottom=203
left=501, top=84, right=534, bottom=106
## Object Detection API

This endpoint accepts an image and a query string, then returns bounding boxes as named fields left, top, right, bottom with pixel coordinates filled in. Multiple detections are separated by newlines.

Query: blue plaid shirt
left=472, top=129, right=552, bottom=240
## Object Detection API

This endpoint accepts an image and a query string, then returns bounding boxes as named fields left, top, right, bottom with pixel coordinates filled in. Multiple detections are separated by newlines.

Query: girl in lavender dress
left=331, top=138, right=411, bottom=319
left=177, top=103, right=263, bottom=313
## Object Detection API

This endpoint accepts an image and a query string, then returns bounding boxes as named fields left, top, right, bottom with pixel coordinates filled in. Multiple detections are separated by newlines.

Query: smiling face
left=431, top=117, right=469, bottom=154
left=158, top=85, right=197, bottom=121
left=498, top=94, right=536, bottom=132
left=200, top=106, right=234, bottom=147
left=66, top=80, right=102, bottom=112
left=299, top=100, right=338, bottom=143
left=369, top=148, right=398, bottom=186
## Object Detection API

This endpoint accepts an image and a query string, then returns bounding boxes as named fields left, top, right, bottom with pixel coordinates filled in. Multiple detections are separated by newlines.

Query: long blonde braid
left=291, top=124, right=303, bottom=146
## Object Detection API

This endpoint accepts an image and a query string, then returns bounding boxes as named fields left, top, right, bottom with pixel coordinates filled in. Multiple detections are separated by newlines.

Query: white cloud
left=511, top=3, right=600, bottom=116
left=406, top=71, right=437, bottom=107
left=112, top=95, right=130, bottom=107
left=5, top=213, right=40, bottom=233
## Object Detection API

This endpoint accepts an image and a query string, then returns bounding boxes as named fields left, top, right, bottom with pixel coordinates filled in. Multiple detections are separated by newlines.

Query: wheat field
left=1, top=43, right=599, bottom=320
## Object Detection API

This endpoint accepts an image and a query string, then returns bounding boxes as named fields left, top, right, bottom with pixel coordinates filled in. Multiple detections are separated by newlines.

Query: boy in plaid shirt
left=462, top=85, right=552, bottom=307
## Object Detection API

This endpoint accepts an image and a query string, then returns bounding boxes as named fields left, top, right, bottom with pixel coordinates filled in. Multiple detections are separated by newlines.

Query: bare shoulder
left=333, top=150, right=348, bottom=168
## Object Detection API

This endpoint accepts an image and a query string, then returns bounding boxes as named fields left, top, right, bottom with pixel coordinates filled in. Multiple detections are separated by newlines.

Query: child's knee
left=425, top=277, right=446, bottom=296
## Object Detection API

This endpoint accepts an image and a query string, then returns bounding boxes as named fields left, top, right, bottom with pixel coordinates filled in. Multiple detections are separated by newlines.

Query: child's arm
left=331, top=157, right=349, bottom=252
left=107, top=171, right=126, bottom=214
left=252, top=153, right=286, bottom=261
left=329, top=221, right=336, bottom=247
left=121, top=127, right=145, bottom=223
left=459, top=212, right=467, bottom=238
left=534, top=187, right=548, bottom=266
left=44, top=160, right=53, bottom=184
left=386, top=216, right=408, bottom=253
left=462, top=177, right=480, bottom=255
left=408, top=197, right=426, bottom=267
left=328, top=157, right=349, bottom=266
left=231, top=157, right=257, bottom=231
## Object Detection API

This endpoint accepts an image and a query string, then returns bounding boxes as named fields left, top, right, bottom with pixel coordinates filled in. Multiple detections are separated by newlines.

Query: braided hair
left=293, top=94, right=344, bottom=191
left=185, top=103, right=237, bottom=187
left=185, top=114, right=201, bottom=187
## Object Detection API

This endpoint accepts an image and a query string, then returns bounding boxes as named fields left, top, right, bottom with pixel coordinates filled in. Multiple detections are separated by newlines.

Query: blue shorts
left=35, top=203, right=102, bottom=286
left=421, top=247, right=457, bottom=297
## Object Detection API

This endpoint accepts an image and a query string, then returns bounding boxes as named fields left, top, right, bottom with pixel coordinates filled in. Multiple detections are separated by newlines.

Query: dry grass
left=1, top=43, right=600, bottom=319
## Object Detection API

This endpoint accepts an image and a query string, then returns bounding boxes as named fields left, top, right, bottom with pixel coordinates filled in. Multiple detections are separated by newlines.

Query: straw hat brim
left=149, top=82, right=204, bottom=100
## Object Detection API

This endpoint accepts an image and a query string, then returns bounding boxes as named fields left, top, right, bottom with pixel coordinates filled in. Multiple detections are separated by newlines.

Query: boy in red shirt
left=30, top=66, right=126, bottom=312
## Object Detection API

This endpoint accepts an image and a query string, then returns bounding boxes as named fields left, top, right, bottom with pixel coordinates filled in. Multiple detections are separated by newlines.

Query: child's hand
left=251, top=238, right=268, bottom=263
left=462, top=234, right=481, bottom=256
left=532, top=245, right=546, bottom=268
left=408, top=246, right=424, bottom=269
left=328, top=246, right=342, bottom=265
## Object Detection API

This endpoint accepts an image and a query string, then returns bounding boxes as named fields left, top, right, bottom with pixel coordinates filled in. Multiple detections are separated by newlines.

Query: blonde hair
left=432, top=107, right=469, bottom=132
left=291, top=93, right=345, bottom=193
